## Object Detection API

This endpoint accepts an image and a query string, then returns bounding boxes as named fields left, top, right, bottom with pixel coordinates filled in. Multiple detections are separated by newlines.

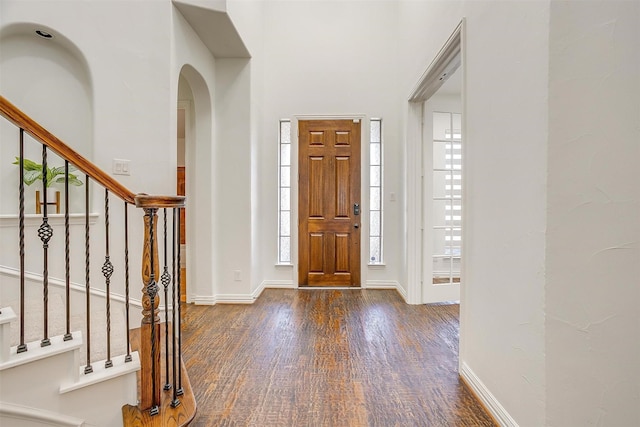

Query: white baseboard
left=214, top=294, right=255, bottom=304
left=190, top=295, right=216, bottom=305
left=190, top=294, right=255, bottom=305
left=0, top=402, right=85, bottom=427
left=364, top=280, right=398, bottom=289
left=395, top=284, right=408, bottom=302
left=262, top=280, right=295, bottom=288
left=365, top=280, right=399, bottom=289
left=251, top=282, right=267, bottom=300
left=459, top=362, right=519, bottom=427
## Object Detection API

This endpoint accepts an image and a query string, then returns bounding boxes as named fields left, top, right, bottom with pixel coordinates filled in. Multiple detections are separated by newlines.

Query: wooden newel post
left=140, top=208, right=161, bottom=412
left=134, top=193, right=185, bottom=415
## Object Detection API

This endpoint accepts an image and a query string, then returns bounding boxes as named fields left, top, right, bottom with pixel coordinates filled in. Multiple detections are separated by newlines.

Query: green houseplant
left=13, top=157, right=83, bottom=187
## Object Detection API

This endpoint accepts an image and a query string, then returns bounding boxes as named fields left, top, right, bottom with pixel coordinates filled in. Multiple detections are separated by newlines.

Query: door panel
left=335, top=233, right=351, bottom=272
left=299, top=119, right=361, bottom=287
left=309, top=233, right=324, bottom=272
left=309, top=157, right=325, bottom=217
left=335, top=157, right=351, bottom=217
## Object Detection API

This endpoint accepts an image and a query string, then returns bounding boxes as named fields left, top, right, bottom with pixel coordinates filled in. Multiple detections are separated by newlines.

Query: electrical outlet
left=233, top=270, right=241, bottom=281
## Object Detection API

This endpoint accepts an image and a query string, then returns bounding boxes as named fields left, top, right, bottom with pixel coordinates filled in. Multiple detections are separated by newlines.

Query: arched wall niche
left=0, top=22, right=93, bottom=214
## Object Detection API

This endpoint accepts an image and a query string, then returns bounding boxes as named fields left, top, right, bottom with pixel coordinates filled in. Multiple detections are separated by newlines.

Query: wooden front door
left=298, top=119, right=361, bottom=287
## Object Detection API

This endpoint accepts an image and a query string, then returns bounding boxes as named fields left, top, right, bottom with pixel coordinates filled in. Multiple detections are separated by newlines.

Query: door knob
left=354, top=223, right=359, bottom=229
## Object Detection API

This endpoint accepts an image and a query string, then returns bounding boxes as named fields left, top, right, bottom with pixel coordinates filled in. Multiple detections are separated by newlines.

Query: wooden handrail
left=135, top=194, right=185, bottom=209
left=1, top=95, right=138, bottom=204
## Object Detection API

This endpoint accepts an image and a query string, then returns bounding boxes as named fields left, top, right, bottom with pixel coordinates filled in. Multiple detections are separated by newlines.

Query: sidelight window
left=278, top=120, right=291, bottom=264
left=369, top=119, right=383, bottom=265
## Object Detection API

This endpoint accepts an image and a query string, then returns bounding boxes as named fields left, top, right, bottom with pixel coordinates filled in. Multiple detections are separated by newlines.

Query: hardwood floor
left=181, top=289, right=496, bottom=427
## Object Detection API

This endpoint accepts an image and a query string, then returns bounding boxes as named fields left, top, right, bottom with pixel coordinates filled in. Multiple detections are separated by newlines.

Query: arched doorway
left=177, top=64, right=213, bottom=303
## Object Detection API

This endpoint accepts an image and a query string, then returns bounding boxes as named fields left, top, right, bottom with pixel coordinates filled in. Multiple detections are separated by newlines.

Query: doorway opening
left=177, top=71, right=195, bottom=303
left=177, top=104, right=187, bottom=302
left=423, top=78, right=462, bottom=301
left=407, top=20, right=465, bottom=305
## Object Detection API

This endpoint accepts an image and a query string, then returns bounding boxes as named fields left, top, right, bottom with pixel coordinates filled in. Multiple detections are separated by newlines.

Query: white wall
left=1, top=0, right=175, bottom=310
left=399, top=1, right=549, bottom=425
left=546, top=1, right=640, bottom=425
left=227, top=0, right=266, bottom=296
left=172, top=7, right=218, bottom=304
left=214, top=58, right=253, bottom=298
left=0, top=25, right=91, bottom=215
left=230, top=0, right=404, bottom=291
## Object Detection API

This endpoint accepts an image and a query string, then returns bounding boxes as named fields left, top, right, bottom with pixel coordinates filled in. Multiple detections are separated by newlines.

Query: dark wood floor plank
left=181, top=289, right=495, bottom=426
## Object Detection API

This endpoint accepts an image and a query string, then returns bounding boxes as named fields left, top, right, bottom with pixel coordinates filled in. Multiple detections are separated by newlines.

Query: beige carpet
left=6, top=292, right=128, bottom=364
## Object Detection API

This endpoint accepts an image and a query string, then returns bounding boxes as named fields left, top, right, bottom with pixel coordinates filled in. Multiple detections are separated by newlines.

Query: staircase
left=0, top=96, right=196, bottom=426
left=0, top=306, right=139, bottom=426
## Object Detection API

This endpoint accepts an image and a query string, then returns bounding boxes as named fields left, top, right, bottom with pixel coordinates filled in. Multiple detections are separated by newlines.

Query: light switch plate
left=113, top=159, right=130, bottom=176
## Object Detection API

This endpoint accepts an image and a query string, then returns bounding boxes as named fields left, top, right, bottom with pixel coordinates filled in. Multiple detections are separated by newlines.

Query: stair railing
left=0, top=95, right=186, bottom=417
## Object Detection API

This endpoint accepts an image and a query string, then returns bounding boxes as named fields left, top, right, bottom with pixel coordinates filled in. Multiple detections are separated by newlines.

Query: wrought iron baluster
left=171, top=207, right=181, bottom=408
left=64, top=161, right=72, bottom=341
left=39, top=145, right=52, bottom=348
left=161, top=208, right=172, bottom=391
left=124, top=202, right=132, bottom=363
left=176, top=206, right=183, bottom=396
left=103, top=189, right=114, bottom=368
left=147, top=208, right=160, bottom=416
left=17, top=129, right=27, bottom=353
left=84, top=175, right=93, bottom=374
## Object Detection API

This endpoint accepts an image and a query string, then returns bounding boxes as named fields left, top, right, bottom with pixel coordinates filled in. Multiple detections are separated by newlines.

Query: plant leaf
left=53, top=174, right=83, bottom=186
left=50, top=166, right=66, bottom=176
left=14, top=158, right=83, bottom=186
left=45, top=169, right=55, bottom=187
left=68, top=175, right=84, bottom=186
left=13, top=157, right=43, bottom=172
left=23, top=170, right=42, bottom=186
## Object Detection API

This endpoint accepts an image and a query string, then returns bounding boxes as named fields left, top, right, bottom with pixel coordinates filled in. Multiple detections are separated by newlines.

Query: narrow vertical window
left=432, top=112, right=462, bottom=284
left=369, top=119, right=383, bottom=264
left=278, top=120, right=291, bottom=264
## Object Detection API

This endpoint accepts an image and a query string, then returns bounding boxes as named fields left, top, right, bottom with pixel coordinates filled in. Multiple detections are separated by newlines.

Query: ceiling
left=173, top=0, right=251, bottom=58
